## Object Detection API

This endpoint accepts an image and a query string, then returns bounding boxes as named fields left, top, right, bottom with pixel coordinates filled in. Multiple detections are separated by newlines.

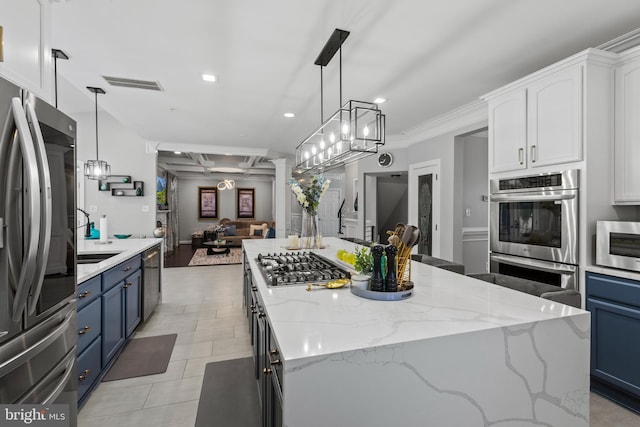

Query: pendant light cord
left=94, top=91, right=99, bottom=160
left=320, top=65, right=324, bottom=124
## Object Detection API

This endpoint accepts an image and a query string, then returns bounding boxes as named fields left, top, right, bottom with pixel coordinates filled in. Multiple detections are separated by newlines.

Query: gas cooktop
left=256, top=252, right=351, bottom=287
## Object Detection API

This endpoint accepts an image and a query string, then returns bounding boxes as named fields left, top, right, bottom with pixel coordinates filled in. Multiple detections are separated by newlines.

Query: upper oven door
left=490, top=188, right=578, bottom=265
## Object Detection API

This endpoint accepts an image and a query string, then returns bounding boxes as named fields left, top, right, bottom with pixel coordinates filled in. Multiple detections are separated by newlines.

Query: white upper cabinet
left=485, top=63, right=584, bottom=173
left=0, top=0, right=52, bottom=101
left=527, top=65, right=583, bottom=168
left=488, top=89, right=527, bottom=172
left=614, top=52, right=640, bottom=204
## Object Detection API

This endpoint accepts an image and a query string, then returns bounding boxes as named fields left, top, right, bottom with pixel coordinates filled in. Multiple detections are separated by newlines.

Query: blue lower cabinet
left=77, top=298, right=101, bottom=354
left=587, top=272, right=640, bottom=412
left=102, top=280, right=125, bottom=365
left=124, top=270, right=142, bottom=338
left=77, top=255, right=144, bottom=407
left=77, top=337, right=101, bottom=403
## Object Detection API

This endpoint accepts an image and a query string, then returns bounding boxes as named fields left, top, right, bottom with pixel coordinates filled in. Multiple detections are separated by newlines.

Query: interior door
left=409, top=160, right=441, bottom=257
left=318, top=188, right=341, bottom=237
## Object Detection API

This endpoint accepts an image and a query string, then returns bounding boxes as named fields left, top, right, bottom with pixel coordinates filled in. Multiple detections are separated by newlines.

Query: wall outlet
left=89, top=205, right=97, bottom=213
left=142, top=205, right=149, bottom=212
left=465, top=208, right=471, bottom=217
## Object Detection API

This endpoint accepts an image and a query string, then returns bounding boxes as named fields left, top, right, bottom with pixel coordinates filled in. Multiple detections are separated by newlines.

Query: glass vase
left=301, top=210, right=321, bottom=249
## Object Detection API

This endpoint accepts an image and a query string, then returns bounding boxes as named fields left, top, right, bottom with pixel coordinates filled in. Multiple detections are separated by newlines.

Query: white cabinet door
left=527, top=65, right=583, bottom=168
left=614, top=58, right=640, bottom=203
left=0, top=0, right=52, bottom=101
left=488, top=89, right=527, bottom=173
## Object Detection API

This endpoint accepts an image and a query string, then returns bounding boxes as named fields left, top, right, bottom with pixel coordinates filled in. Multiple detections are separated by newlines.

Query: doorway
left=409, top=160, right=441, bottom=257
left=318, top=188, right=341, bottom=237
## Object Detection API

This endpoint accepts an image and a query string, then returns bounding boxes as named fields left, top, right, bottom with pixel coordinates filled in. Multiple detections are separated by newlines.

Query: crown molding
left=387, top=99, right=488, bottom=147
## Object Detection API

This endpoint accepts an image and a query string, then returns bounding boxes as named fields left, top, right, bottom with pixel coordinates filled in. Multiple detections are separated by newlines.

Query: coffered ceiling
left=51, top=0, right=640, bottom=169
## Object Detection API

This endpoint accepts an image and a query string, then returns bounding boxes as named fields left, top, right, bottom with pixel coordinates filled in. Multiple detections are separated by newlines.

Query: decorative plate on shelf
left=113, top=234, right=132, bottom=239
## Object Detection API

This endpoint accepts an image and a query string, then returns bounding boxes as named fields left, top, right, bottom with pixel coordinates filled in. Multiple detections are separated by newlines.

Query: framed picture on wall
left=237, top=188, right=255, bottom=219
left=198, top=186, right=218, bottom=219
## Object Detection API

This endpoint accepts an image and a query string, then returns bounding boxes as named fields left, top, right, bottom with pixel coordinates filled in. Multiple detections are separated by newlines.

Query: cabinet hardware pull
left=263, top=368, right=272, bottom=375
left=79, top=369, right=91, bottom=381
left=270, top=358, right=281, bottom=366
left=251, top=286, right=257, bottom=291
left=518, top=148, right=524, bottom=164
left=78, top=326, right=91, bottom=335
left=123, top=266, right=131, bottom=272
left=251, top=309, right=258, bottom=314
left=78, top=290, right=91, bottom=298
left=258, top=312, right=266, bottom=318
left=123, top=282, right=131, bottom=288
left=269, top=349, right=279, bottom=355
left=531, top=145, right=536, bottom=163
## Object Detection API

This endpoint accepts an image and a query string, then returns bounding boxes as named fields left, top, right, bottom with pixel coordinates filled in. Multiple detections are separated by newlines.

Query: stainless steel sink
left=76, top=253, right=120, bottom=264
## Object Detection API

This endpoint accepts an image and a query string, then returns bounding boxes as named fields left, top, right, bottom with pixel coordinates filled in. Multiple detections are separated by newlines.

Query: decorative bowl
left=114, top=234, right=132, bottom=239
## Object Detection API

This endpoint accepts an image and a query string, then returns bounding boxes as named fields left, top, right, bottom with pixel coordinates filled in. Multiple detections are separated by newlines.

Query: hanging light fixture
left=295, top=29, right=385, bottom=172
left=217, top=179, right=235, bottom=190
left=84, top=86, right=111, bottom=180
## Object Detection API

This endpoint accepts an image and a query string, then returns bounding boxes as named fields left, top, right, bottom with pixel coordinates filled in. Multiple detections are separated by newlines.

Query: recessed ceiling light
left=284, top=112, right=295, bottom=118
left=174, top=151, right=182, bottom=154
left=373, top=97, right=386, bottom=104
left=202, top=74, right=217, bottom=83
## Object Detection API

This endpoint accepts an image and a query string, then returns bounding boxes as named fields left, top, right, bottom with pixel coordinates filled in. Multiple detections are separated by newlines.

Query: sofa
left=468, top=272, right=581, bottom=308
left=192, top=218, right=275, bottom=247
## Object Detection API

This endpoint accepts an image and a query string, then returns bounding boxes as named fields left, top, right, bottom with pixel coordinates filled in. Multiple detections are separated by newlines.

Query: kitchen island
left=243, top=237, right=590, bottom=427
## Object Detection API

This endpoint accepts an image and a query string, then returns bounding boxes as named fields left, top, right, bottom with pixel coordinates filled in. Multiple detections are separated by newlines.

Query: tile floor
left=77, top=264, right=640, bottom=427
left=78, top=264, right=251, bottom=427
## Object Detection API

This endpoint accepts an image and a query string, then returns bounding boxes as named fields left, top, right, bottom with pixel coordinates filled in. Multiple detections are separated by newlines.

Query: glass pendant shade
left=84, top=160, right=111, bottom=180
left=84, top=86, right=111, bottom=180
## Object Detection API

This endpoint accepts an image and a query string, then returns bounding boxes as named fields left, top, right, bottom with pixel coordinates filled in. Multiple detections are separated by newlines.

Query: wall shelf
left=98, top=175, right=144, bottom=196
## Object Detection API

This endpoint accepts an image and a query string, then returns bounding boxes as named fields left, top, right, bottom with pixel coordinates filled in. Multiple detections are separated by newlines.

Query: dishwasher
left=142, top=244, right=162, bottom=322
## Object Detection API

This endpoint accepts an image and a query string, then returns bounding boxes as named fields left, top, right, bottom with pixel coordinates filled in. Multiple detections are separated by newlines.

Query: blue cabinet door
left=586, top=272, right=640, bottom=402
left=102, top=281, right=125, bottom=365
left=124, top=270, right=142, bottom=338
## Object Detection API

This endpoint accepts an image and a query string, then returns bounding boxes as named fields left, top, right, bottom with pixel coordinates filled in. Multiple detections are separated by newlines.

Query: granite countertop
left=243, top=237, right=588, bottom=363
left=77, top=238, right=162, bottom=283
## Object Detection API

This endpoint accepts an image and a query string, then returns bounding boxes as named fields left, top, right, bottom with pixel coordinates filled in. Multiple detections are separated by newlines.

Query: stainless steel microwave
left=596, top=221, right=640, bottom=272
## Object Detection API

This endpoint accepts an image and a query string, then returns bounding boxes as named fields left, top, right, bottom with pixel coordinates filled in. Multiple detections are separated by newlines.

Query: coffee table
left=202, top=239, right=230, bottom=256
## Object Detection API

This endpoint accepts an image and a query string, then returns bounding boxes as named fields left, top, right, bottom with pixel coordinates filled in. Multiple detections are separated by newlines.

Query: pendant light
left=295, top=29, right=386, bottom=173
left=84, top=86, right=111, bottom=180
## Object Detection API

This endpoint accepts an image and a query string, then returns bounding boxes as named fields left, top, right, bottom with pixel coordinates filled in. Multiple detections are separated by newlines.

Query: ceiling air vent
left=102, top=76, right=163, bottom=91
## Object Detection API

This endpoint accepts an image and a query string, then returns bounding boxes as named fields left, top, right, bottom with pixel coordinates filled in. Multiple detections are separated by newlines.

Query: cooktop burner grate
left=256, top=252, right=351, bottom=287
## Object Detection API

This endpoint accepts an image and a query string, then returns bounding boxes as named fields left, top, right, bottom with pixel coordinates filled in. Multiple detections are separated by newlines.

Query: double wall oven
left=490, top=170, right=579, bottom=290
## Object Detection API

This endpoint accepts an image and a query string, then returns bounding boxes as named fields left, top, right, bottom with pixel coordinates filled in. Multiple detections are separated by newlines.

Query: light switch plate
left=142, top=205, right=149, bottom=212
left=89, top=205, right=97, bottom=212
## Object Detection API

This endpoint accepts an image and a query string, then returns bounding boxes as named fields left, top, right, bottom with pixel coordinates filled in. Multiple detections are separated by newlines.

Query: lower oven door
left=490, top=253, right=578, bottom=290
left=490, top=189, right=578, bottom=264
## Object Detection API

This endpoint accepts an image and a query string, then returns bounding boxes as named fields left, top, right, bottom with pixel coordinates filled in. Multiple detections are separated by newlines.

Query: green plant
left=353, top=247, right=373, bottom=274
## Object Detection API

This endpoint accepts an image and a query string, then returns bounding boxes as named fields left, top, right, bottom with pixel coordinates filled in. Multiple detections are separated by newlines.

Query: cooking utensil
left=306, top=278, right=350, bottom=291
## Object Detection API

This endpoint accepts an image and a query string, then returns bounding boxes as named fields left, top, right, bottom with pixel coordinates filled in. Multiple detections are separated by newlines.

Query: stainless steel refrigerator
left=0, top=76, right=77, bottom=425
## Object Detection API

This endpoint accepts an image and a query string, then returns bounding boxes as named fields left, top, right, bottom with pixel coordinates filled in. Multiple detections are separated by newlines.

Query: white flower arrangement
left=288, top=175, right=330, bottom=215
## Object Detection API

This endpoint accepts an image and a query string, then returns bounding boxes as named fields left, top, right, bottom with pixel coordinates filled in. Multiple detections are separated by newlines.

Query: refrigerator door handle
left=25, top=101, right=52, bottom=314
left=0, top=303, right=73, bottom=377
left=9, top=98, right=41, bottom=322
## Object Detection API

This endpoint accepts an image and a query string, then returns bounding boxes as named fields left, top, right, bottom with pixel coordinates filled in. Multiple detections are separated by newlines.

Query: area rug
left=102, top=334, right=177, bottom=382
left=188, top=247, right=243, bottom=266
left=195, top=357, right=260, bottom=427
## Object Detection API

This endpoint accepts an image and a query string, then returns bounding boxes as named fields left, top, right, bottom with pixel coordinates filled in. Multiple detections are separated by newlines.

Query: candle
left=288, top=234, right=299, bottom=248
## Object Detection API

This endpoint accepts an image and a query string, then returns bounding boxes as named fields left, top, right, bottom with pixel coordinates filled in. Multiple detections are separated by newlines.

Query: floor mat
left=101, top=334, right=177, bottom=381
left=195, top=357, right=261, bottom=427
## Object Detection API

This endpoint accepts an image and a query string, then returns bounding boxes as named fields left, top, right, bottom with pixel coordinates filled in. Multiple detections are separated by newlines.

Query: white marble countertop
left=77, top=238, right=162, bottom=283
left=244, top=237, right=588, bottom=363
